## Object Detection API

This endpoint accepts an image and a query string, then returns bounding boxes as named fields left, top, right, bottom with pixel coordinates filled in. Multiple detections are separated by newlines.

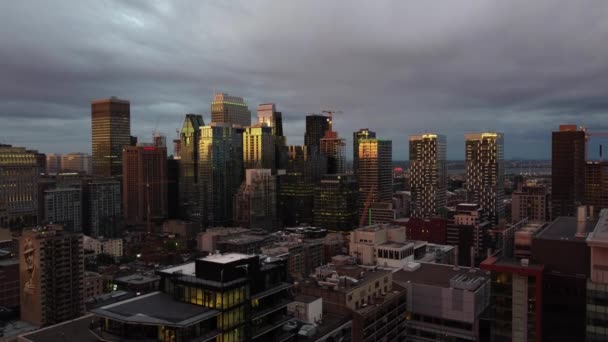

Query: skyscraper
left=304, top=114, right=330, bottom=154
left=313, top=174, right=358, bottom=231
left=409, top=134, right=447, bottom=218
left=233, top=169, right=278, bottom=231
left=257, top=103, right=283, bottom=136
left=19, top=225, right=84, bottom=326
left=320, top=131, right=346, bottom=174
left=122, top=145, right=168, bottom=225
left=61, top=152, right=92, bottom=174
left=257, top=103, right=287, bottom=170
left=358, top=139, right=392, bottom=225
left=465, top=132, right=505, bottom=224
left=44, top=187, right=82, bottom=232
left=210, top=93, right=251, bottom=127
left=551, top=125, right=586, bottom=218
left=353, top=128, right=376, bottom=174
left=278, top=145, right=326, bottom=227
left=91, top=97, right=131, bottom=177
left=242, top=125, right=275, bottom=172
left=199, top=123, right=244, bottom=227
left=178, top=114, right=205, bottom=221
left=0, top=144, right=39, bottom=228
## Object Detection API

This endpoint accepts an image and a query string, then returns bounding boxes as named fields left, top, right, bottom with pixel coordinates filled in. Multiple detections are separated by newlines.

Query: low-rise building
left=83, top=235, right=123, bottom=258
left=393, top=262, right=491, bottom=341
left=299, top=263, right=408, bottom=342
left=162, top=220, right=197, bottom=239
left=83, top=271, right=105, bottom=301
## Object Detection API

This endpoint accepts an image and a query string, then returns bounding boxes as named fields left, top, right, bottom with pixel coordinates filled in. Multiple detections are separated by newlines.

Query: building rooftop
left=536, top=216, right=595, bottom=242
left=356, top=223, right=403, bottom=232
left=220, top=234, right=269, bottom=246
left=393, top=262, right=490, bottom=290
left=17, top=315, right=96, bottom=342
left=202, top=252, right=252, bottom=264
left=293, top=294, right=320, bottom=304
left=304, top=264, right=391, bottom=294
left=91, top=292, right=219, bottom=327
left=378, top=241, right=413, bottom=249
left=298, top=312, right=351, bottom=342
left=114, top=273, right=160, bottom=285
left=159, top=262, right=196, bottom=276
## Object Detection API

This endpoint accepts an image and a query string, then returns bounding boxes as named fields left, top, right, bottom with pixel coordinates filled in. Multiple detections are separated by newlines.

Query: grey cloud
left=1, top=0, right=608, bottom=159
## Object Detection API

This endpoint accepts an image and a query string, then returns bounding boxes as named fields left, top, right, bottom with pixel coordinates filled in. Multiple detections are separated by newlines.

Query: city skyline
left=3, top=1, right=608, bottom=159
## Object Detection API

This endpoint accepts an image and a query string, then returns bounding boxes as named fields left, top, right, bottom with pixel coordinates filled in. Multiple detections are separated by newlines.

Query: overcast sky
left=2, top=0, right=608, bottom=159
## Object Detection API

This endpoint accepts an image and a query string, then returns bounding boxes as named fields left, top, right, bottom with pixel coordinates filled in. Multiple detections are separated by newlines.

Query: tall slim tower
left=552, top=125, right=586, bottom=218
left=304, top=115, right=330, bottom=155
left=210, top=93, right=251, bottom=127
left=358, top=139, right=392, bottom=224
left=465, top=132, right=505, bottom=224
left=178, top=114, right=205, bottom=220
left=257, top=103, right=283, bottom=136
left=257, top=103, right=287, bottom=170
left=353, top=128, right=376, bottom=174
left=243, top=125, right=275, bottom=172
left=409, top=134, right=447, bottom=218
left=320, top=131, right=346, bottom=174
left=91, top=97, right=130, bottom=177
left=199, top=123, right=244, bottom=227
left=122, top=145, right=168, bottom=225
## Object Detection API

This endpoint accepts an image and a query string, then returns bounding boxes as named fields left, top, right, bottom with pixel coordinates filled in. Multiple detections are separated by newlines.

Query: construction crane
left=322, top=110, right=343, bottom=132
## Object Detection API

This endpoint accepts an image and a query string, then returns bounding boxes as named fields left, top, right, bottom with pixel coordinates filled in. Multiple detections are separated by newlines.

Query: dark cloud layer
left=2, top=0, right=608, bottom=159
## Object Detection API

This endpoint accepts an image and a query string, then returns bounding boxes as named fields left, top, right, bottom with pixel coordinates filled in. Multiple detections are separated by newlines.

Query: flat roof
left=536, top=216, right=595, bottom=242
left=18, top=315, right=96, bottom=342
left=202, top=252, right=252, bottom=264
left=115, top=273, right=160, bottom=284
left=393, top=262, right=490, bottom=289
left=91, top=292, right=219, bottom=327
left=293, top=294, right=320, bottom=304
left=378, top=241, right=413, bottom=249
left=160, top=262, right=196, bottom=276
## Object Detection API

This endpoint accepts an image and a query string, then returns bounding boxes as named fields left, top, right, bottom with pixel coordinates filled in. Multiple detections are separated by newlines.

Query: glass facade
left=179, top=114, right=205, bottom=221
left=304, top=115, right=329, bottom=155
left=357, top=139, right=392, bottom=225
left=313, top=174, right=358, bottom=231
left=242, top=126, right=275, bottom=172
left=353, top=128, right=376, bottom=175
left=199, top=124, right=244, bottom=227
left=91, top=97, right=130, bottom=177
